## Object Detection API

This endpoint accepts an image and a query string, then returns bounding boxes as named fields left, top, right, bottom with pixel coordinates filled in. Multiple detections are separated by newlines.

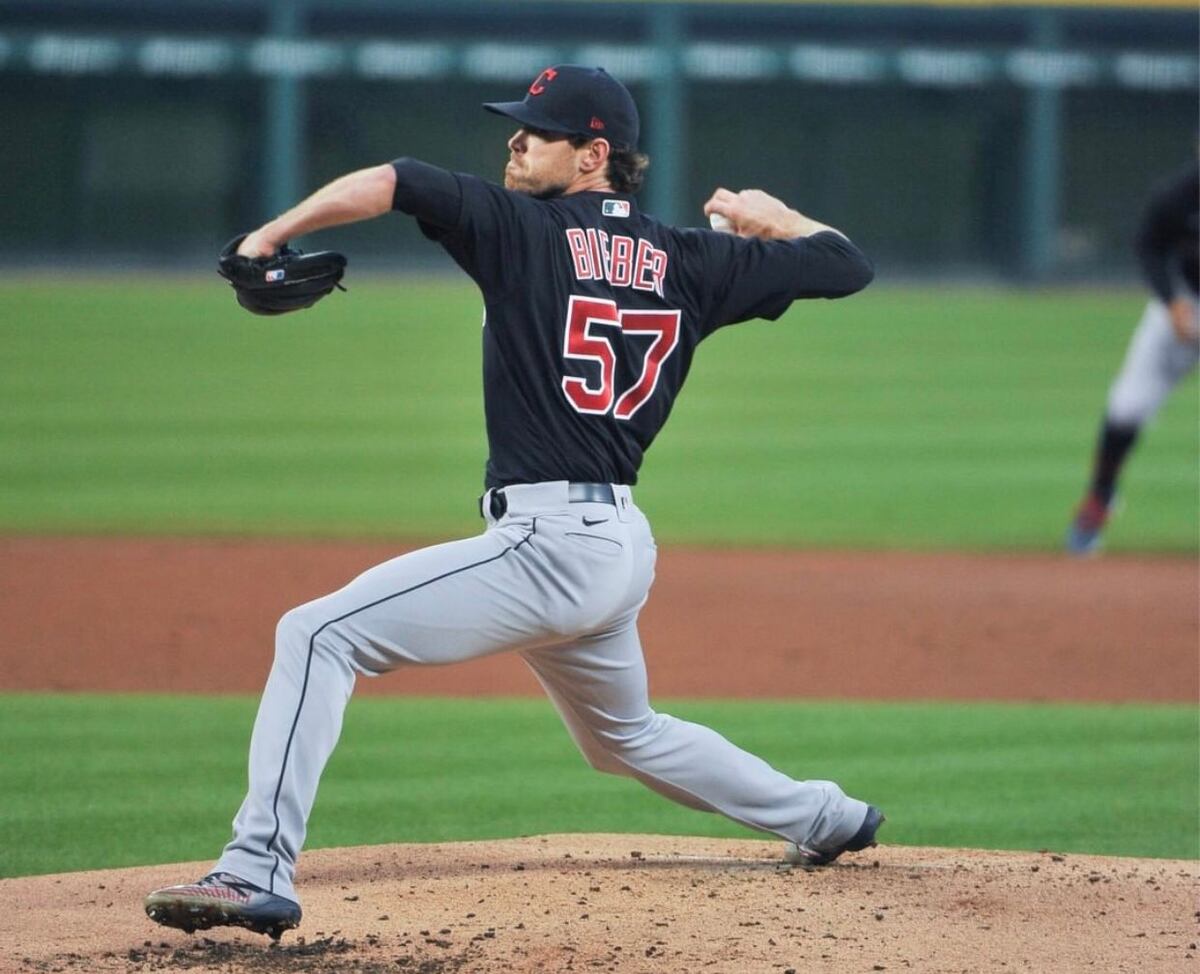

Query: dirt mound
left=2, top=835, right=1195, bottom=973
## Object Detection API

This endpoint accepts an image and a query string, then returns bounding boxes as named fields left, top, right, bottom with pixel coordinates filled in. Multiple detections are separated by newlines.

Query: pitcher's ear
left=580, top=137, right=611, bottom=174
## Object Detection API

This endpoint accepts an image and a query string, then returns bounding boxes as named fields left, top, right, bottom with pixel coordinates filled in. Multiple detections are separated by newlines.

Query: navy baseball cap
left=483, top=65, right=639, bottom=151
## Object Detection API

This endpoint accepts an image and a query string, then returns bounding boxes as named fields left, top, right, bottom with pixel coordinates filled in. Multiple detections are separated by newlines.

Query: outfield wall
left=0, top=0, right=1195, bottom=280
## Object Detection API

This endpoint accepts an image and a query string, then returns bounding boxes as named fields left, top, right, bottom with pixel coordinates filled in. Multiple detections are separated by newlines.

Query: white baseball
left=708, top=212, right=734, bottom=233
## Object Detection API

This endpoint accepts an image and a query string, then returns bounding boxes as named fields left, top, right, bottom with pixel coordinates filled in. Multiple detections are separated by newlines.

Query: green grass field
left=1, top=278, right=1196, bottom=550
left=1, top=694, right=1195, bottom=878
left=0, top=278, right=1195, bottom=879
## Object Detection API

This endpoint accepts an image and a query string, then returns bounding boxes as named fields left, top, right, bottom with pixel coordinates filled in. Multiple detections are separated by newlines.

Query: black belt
left=481, top=482, right=616, bottom=519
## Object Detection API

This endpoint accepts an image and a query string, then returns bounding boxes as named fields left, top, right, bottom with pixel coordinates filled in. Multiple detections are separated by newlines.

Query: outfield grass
left=1, top=278, right=1195, bottom=551
left=1, top=694, right=1195, bottom=878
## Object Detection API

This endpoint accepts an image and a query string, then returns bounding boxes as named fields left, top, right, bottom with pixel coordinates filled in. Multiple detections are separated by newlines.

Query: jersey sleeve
left=697, top=230, right=874, bottom=335
left=391, top=157, right=540, bottom=294
left=391, top=157, right=463, bottom=229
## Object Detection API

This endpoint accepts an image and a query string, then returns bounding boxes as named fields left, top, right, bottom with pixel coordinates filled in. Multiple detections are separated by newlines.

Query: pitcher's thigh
left=522, top=622, right=655, bottom=752
left=281, top=526, right=553, bottom=673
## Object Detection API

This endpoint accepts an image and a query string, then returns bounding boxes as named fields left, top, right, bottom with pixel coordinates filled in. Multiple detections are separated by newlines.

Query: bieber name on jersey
left=564, top=223, right=668, bottom=298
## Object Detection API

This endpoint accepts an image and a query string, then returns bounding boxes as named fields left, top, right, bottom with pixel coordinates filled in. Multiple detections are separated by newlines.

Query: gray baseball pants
left=215, top=481, right=870, bottom=905
left=1106, top=298, right=1199, bottom=427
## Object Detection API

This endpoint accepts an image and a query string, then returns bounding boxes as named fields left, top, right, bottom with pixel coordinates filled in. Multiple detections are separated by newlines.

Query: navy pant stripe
left=264, top=525, right=537, bottom=892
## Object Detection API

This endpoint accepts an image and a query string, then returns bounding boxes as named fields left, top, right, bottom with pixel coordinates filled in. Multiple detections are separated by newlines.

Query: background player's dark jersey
left=1136, top=163, right=1199, bottom=304
left=393, top=158, right=873, bottom=488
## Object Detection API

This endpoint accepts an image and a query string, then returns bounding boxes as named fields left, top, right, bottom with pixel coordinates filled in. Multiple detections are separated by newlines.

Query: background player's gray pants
left=215, top=481, right=870, bottom=905
left=1107, top=298, right=1199, bottom=427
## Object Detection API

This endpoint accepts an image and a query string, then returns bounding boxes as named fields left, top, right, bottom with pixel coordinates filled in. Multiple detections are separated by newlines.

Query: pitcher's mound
left=2, top=834, right=1195, bottom=973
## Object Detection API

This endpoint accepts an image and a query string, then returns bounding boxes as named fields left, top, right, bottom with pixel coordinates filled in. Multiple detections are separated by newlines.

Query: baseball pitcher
left=146, top=65, right=881, bottom=939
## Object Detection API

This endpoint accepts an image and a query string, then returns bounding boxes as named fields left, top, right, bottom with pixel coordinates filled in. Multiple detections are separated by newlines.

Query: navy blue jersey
left=1136, top=163, right=1199, bottom=303
left=392, top=158, right=873, bottom=488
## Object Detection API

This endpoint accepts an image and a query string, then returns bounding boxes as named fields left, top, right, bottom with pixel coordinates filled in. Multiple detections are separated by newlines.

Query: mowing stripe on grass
left=1, top=693, right=1194, bottom=877
left=1, top=280, right=1194, bottom=550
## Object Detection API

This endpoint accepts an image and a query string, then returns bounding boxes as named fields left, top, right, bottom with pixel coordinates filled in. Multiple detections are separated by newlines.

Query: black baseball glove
left=217, top=234, right=347, bottom=316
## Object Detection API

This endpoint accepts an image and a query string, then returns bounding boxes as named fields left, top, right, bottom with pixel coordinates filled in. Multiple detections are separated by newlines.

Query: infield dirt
left=1, top=536, right=1196, bottom=700
left=1, top=536, right=1197, bottom=973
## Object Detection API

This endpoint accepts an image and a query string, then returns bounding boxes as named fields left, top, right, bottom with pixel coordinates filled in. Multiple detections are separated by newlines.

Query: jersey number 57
left=561, top=295, right=681, bottom=421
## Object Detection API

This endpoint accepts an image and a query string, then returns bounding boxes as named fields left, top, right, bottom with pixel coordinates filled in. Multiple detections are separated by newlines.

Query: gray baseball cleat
left=784, top=805, right=885, bottom=866
left=144, top=871, right=301, bottom=940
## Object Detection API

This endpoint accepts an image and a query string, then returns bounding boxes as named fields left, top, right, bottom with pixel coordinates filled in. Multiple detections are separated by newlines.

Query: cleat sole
left=145, top=892, right=299, bottom=939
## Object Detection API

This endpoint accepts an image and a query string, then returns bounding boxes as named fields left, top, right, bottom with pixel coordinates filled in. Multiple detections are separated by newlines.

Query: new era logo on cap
left=602, top=199, right=630, bottom=218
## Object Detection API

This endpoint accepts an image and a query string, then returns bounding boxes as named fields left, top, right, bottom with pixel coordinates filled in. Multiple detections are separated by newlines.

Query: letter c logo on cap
left=529, top=67, right=558, bottom=96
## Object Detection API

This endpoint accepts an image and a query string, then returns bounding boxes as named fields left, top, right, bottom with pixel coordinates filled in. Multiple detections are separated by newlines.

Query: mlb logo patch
left=602, top=199, right=630, bottom=218
left=265, top=268, right=286, bottom=282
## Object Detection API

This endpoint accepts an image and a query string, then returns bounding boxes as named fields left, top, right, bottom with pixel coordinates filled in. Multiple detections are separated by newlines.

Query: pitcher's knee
left=274, top=605, right=336, bottom=664
left=579, top=746, right=628, bottom=776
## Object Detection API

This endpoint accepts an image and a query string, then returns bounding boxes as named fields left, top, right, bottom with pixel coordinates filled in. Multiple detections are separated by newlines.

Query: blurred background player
left=1066, top=161, right=1199, bottom=555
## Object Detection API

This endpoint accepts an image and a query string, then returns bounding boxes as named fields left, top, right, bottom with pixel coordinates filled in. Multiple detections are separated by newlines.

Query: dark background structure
left=1, top=0, right=1195, bottom=280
